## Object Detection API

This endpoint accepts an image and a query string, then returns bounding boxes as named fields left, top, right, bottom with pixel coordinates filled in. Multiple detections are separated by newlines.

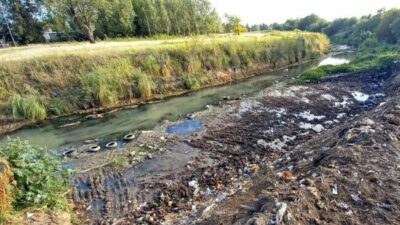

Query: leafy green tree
left=96, top=0, right=135, bottom=38
left=44, top=0, right=106, bottom=43
left=390, top=17, right=400, bottom=43
left=297, top=14, right=328, bottom=32
left=225, top=15, right=246, bottom=35
left=154, top=0, right=171, bottom=34
left=133, top=0, right=158, bottom=36
left=376, top=9, right=400, bottom=44
left=1, top=0, right=45, bottom=44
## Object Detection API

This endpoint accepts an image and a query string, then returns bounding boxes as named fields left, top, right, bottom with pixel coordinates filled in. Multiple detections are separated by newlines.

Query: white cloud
left=210, top=0, right=400, bottom=24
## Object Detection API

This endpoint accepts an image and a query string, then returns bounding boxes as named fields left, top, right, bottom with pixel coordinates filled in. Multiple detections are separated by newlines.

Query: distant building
left=43, top=28, right=60, bottom=42
left=0, top=39, right=8, bottom=48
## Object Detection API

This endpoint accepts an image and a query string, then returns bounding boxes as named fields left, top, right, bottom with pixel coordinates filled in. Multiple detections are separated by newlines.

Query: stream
left=2, top=52, right=351, bottom=149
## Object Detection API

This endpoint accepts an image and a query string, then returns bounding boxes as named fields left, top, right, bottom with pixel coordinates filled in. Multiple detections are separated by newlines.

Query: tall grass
left=0, top=31, right=329, bottom=120
left=7, top=95, right=47, bottom=121
left=134, top=70, right=154, bottom=98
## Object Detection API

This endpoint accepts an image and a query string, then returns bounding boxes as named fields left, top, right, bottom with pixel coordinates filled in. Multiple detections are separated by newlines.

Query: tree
left=297, top=14, right=328, bottom=32
left=376, top=9, right=400, bottom=44
left=96, top=0, right=135, bottom=38
left=1, top=0, right=45, bottom=44
left=225, top=15, right=246, bottom=35
left=390, top=17, right=400, bottom=43
left=45, top=0, right=106, bottom=43
left=133, top=0, right=157, bottom=36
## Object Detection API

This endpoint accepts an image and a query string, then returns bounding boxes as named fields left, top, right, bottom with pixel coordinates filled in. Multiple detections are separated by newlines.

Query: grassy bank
left=0, top=31, right=329, bottom=121
left=298, top=45, right=400, bottom=82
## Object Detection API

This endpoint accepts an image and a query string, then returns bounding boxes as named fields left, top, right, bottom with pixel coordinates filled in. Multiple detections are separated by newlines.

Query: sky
left=209, top=0, right=400, bottom=24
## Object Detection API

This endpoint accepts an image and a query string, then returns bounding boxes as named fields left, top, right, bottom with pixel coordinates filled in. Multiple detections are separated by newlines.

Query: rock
left=222, top=96, right=231, bottom=101
left=360, top=118, right=375, bottom=126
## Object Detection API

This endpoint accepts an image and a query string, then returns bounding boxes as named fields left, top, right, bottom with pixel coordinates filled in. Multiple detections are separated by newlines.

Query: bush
left=140, top=55, right=161, bottom=75
left=7, top=95, right=47, bottom=121
left=81, top=59, right=135, bottom=106
left=0, top=160, right=12, bottom=223
left=183, top=74, right=201, bottom=89
left=48, top=98, right=74, bottom=116
left=0, top=139, right=73, bottom=210
left=134, top=70, right=154, bottom=98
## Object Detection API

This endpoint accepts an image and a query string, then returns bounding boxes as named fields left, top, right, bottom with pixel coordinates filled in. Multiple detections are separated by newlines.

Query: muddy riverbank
left=63, top=61, right=400, bottom=224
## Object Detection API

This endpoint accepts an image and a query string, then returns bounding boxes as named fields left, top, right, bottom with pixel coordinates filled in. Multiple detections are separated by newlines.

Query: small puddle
left=165, top=119, right=203, bottom=135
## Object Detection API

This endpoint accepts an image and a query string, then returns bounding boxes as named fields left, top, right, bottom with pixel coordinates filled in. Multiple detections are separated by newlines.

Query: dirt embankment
left=68, top=63, right=400, bottom=225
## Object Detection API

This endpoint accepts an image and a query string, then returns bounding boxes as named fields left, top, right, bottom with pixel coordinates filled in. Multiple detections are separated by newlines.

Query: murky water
left=2, top=53, right=351, bottom=149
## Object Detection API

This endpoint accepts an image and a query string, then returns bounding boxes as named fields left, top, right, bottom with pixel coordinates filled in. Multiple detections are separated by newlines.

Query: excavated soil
left=69, top=63, right=400, bottom=225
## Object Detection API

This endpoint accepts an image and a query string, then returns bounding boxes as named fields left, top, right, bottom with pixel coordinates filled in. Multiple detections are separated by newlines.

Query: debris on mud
left=67, top=64, right=400, bottom=225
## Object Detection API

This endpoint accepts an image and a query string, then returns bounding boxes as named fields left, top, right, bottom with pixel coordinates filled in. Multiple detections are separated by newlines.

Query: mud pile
left=69, top=65, right=400, bottom=225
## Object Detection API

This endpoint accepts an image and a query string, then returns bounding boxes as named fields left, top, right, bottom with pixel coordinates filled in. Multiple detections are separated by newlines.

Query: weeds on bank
left=0, top=31, right=329, bottom=120
left=297, top=48, right=400, bottom=82
left=7, top=95, right=47, bottom=121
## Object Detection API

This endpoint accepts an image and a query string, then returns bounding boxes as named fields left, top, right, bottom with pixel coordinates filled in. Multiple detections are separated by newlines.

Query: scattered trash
left=275, top=201, right=287, bottom=224
left=378, top=203, right=392, bottom=211
left=336, top=202, right=349, bottom=210
left=87, top=144, right=101, bottom=152
left=123, top=133, right=135, bottom=141
left=350, top=194, right=362, bottom=204
left=26, top=212, right=33, bottom=219
left=332, top=184, right=338, bottom=195
left=277, top=171, right=295, bottom=181
left=105, top=141, right=118, bottom=149
left=249, top=164, right=260, bottom=173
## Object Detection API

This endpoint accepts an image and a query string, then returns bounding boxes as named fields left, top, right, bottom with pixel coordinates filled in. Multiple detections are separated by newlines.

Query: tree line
left=0, top=0, right=222, bottom=44
left=247, top=8, right=400, bottom=47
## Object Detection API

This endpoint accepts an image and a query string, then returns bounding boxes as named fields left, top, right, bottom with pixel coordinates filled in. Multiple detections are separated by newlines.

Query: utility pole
left=5, top=19, right=16, bottom=46
left=0, top=5, right=16, bottom=46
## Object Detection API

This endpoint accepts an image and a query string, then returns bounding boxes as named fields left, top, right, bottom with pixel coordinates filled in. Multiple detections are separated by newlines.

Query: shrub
left=7, top=95, right=47, bottom=121
left=183, top=74, right=201, bottom=89
left=0, top=160, right=12, bottom=223
left=81, top=59, right=135, bottom=106
left=140, top=55, right=161, bottom=75
left=48, top=98, right=74, bottom=116
left=0, top=139, right=73, bottom=210
left=134, top=70, right=154, bottom=98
